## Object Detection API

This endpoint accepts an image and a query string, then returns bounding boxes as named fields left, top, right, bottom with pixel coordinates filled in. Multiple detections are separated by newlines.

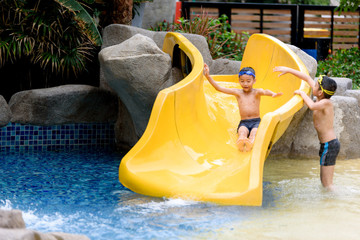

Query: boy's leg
left=320, top=165, right=335, bottom=190
left=236, top=126, right=249, bottom=151
left=244, top=128, right=258, bottom=151
left=319, top=139, right=339, bottom=190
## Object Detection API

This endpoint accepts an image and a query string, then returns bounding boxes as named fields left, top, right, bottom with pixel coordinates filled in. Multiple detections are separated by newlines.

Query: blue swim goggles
left=238, top=70, right=256, bottom=78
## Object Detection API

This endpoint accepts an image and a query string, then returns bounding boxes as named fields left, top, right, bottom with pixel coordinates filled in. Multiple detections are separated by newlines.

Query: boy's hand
left=203, top=63, right=210, bottom=77
left=273, top=66, right=289, bottom=77
left=294, top=90, right=304, bottom=95
left=272, top=92, right=283, bottom=97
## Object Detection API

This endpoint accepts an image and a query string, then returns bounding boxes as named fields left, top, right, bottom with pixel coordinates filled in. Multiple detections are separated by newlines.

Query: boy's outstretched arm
left=273, top=66, right=315, bottom=89
left=294, top=90, right=329, bottom=111
left=261, top=89, right=283, bottom=98
left=203, top=63, right=238, bottom=96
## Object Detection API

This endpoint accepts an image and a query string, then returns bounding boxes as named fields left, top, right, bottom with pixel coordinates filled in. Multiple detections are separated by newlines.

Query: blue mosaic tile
left=0, top=122, right=116, bottom=152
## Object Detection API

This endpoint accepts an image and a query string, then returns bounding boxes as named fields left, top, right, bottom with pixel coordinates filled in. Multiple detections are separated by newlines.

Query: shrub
left=317, top=47, right=360, bottom=89
left=149, top=19, right=175, bottom=32
left=207, top=14, right=249, bottom=61
left=149, top=13, right=249, bottom=61
left=0, top=0, right=101, bottom=100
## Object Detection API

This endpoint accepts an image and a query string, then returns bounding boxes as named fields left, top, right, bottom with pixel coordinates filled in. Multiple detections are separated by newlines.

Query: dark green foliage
left=336, top=0, right=360, bottom=13
left=150, top=14, right=248, bottom=61
left=317, top=47, right=360, bottom=89
left=0, top=0, right=102, bottom=100
left=55, top=0, right=102, bottom=46
left=207, top=14, right=248, bottom=61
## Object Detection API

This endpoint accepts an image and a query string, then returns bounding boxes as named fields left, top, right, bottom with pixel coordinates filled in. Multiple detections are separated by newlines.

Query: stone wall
left=0, top=85, right=118, bottom=151
left=0, top=84, right=118, bottom=128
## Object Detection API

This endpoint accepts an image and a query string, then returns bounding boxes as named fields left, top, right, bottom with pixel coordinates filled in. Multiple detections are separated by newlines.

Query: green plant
left=337, top=0, right=360, bottom=13
left=149, top=19, right=175, bottom=32
left=175, top=13, right=220, bottom=36
left=150, top=12, right=248, bottom=61
left=317, top=47, right=360, bottom=89
left=55, top=0, right=102, bottom=46
left=0, top=0, right=101, bottom=99
left=207, top=14, right=249, bottom=61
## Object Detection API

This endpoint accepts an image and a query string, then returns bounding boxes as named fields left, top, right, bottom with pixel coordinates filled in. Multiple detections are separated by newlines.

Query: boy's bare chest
left=236, top=92, right=261, bottom=117
left=238, top=91, right=259, bottom=103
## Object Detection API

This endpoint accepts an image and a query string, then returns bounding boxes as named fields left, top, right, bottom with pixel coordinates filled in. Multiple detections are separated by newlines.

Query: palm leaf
left=54, top=0, right=102, bottom=46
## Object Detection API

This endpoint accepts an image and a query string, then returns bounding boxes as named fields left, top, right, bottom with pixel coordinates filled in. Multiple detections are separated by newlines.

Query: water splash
left=0, top=199, right=13, bottom=210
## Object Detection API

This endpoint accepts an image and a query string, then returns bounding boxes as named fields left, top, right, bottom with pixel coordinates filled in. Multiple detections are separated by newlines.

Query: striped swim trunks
left=319, top=138, right=340, bottom=166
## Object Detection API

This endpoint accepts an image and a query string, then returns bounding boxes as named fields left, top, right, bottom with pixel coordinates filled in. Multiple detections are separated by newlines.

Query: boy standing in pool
left=273, top=66, right=340, bottom=190
left=203, top=63, right=282, bottom=152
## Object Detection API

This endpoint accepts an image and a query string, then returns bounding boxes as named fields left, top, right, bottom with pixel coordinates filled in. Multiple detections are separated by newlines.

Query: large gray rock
left=114, top=100, right=139, bottom=149
left=0, top=209, right=25, bottom=229
left=0, top=95, right=11, bottom=127
left=0, top=228, right=90, bottom=240
left=9, top=85, right=118, bottom=126
left=285, top=107, right=320, bottom=159
left=332, top=96, right=360, bottom=159
left=270, top=104, right=309, bottom=158
left=101, top=24, right=244, bottom=77
left=287, top=44, right=318, bottom=79
left=0, top=209, right=90, bottom=240
left=99, top=34, right=174, bottom=137
left=0, top=229, right=47, bottom=240
left=101, top=24, right=213, bottom=70
left=210, top=58, right=241, bottom=75
left=344, top=89, right=360, bottom=108
left=332, top=77, right=352, bottom=96
left=270, top=45, right=319, bottom=158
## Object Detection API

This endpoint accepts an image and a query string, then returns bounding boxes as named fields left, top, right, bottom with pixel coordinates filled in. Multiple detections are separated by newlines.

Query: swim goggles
left=238, top=70, right=256, bottom=78
left=318, top=75, right=335, bottom=96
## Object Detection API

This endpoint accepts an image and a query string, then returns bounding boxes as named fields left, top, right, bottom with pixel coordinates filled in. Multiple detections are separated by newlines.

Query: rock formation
left=0, top=209, right=89, bottom=240
left=9, top=85, right=118, bottom=126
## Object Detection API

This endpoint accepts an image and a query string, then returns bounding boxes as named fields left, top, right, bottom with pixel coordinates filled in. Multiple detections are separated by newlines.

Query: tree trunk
left=100, top=0, right=133, bottom=26
left=114, top=0, right=133, bottom=24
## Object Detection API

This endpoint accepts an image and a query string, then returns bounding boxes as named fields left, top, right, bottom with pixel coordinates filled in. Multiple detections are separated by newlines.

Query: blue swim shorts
left=237, top=118, right=261, bottom=135
left=319, top=138, right=340, bottom=166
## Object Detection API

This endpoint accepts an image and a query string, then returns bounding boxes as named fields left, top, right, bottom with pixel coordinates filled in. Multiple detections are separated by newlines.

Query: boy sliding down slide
left=203, top=64, right=282, bottom=152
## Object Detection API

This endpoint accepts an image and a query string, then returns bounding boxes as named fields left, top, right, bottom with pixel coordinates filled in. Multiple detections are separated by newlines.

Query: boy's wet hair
left=239, top=67, right=255, bottom=79
left=318, top=75, right=337, bottom=99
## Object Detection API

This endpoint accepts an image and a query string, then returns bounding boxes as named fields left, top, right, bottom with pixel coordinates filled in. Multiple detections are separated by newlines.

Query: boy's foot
left=236, top=139, right=245, bottom=151
left=244, top=139, right=253, bottom=152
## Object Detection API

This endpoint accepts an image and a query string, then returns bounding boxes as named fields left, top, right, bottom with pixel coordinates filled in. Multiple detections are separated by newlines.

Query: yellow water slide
left=119, top=33, right=310, bottom=206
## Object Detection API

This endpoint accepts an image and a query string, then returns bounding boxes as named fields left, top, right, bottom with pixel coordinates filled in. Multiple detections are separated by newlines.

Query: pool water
left=1, top=150, right=360, bottom=240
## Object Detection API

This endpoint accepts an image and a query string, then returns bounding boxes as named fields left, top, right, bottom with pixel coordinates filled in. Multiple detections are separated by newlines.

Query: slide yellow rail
left=119, top=33, right=310, bottom=206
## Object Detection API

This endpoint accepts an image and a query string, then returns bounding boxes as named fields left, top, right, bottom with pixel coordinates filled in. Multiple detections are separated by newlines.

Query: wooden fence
left=182, top=2, right=360, bottom=50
